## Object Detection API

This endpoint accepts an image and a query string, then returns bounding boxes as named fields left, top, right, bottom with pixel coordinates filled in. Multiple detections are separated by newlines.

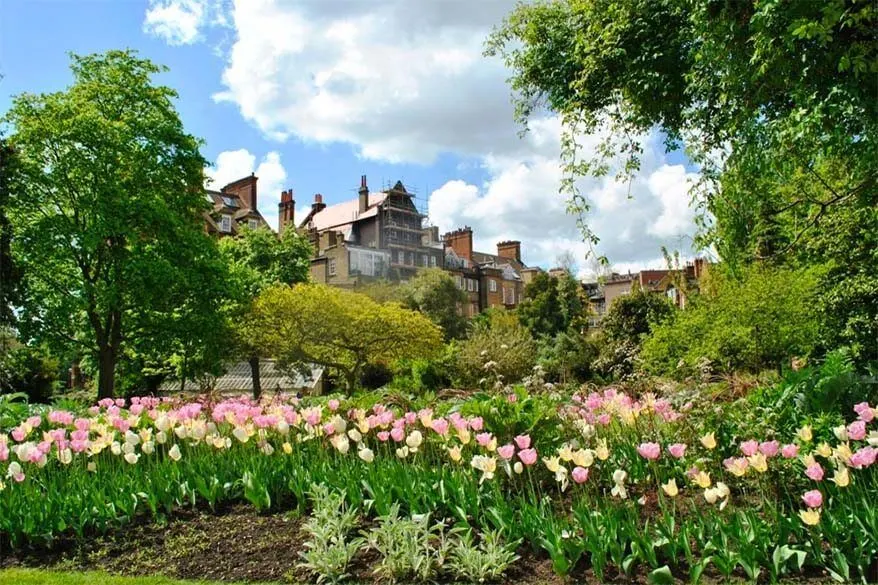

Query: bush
left=360, top=362, right=394, bottom=390
left=0, top=344, right=60, bottom=404
left=641, top=265, right=821, bottom=376
left=537, top=330, right=600, bottom=383
left=456, top=311, right=537, bottom=387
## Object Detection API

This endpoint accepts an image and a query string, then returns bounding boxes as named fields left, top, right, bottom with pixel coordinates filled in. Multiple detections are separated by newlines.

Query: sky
left=0, top=0, right=702, bottom=278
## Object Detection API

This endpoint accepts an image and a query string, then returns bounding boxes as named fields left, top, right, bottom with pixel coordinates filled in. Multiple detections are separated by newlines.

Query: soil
left=0, top=504, right=839, bottom=584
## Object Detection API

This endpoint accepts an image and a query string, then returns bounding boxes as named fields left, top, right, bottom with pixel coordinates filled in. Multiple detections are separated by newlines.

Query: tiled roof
left=472, top=251, right=526, bottom=273
left=159, top=360, right=323, bottom=393
left=301, top=193, right=389, bottom=232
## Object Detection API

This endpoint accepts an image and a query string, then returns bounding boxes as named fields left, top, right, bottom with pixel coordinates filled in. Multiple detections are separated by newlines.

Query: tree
left=218, top=226, right=313, bottom=397
left=487, top=0, right=877, bottom=360
left=250, top=284, right=443, bottom=393
left=402, top=268, right=469, bottom=340
left=5, top=50, right=221, bottom=399
left=518, top=271, right=585, bottom=338
left=641, top=266, right=821, bottom=375
left=0, top=139, right=19, bottom=327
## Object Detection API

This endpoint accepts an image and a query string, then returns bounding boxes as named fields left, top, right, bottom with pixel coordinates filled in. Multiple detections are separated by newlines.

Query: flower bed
left=1, top=388, right=876, bottom=583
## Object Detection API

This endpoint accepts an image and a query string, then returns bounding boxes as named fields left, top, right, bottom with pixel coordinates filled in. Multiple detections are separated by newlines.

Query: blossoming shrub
left=0, top=390, right=876, bottom=582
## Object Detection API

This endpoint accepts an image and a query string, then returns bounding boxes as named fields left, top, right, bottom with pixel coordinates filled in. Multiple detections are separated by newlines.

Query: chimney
left=497, top=240, right=521, bottom=263
left=278, top=189, right=295, bottom=234
left=443, top=226, right=473, bottom=263
left=312, top=193, right=326, bottom=215
left=221, top=172, right=258, bottom=211
left=358, top=174, right=369, bottom=214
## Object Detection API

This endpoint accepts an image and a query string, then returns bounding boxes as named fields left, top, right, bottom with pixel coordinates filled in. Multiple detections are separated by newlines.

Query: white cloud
left=153, top=0, right=702, bottom=269
left=144, top=0, right=207, bottom=45
left=207, top=149, right=288, bottom=230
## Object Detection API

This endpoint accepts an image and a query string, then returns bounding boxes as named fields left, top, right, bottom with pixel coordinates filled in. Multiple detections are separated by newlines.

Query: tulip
left=571, top=466, right=589, bottom=484
left=797, top=425, right=813, bottom=442
left=282, top=442, right=293, bottom=455
left=497, top=444, right=515, bottom=460
left=781, top=444, right=799, bottom=458
left=805, top=463, right=824, bottom=481
left=799, top=508, right=820, bottom=526
left=668, top=443, right=686, bottom=458
left=431, top=419, right=449, bottom=436
left=661, top=478, right=679, bottom=497
left=595, top=439, right=610, bottom=460
left=572, top=449, right=593, bottom=468
left=513, top=461, right=524, bottom=474
left=448, top=445, right=462, bottom=462
left=406, top=430, right=423, bottom=451
left=853, top=401, right=874, bottom=423
left=692, top=471, right=711, bottom=489
left=518, top=448, right=538, bottom=466
left=740, top=440, right=758, bottom=457
left=637, top=442, right=660, bottom=460
left=700, top=433, right=717, bottom=450
left=358, top=447, right=374, bottom=463
left=816, top=442, right=833, bottom=458
left=124, top=452, right=139, bottom=465
left=168, top=444, right=182, bottom=462
left=848, top=421, right=867, bottom=441
left=802, top=489, right=823, bottom=508
left=759, top=440, right=780, bottom=457
left=831, top=467, right=850, bottom=487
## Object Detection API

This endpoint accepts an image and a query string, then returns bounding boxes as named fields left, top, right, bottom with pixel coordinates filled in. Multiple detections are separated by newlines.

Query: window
left=392, top=250, right=399, bottom=264
left=350, top=251, right=360, bottom=273
left=467, top=279, right=475, bottom=292
left=328, top=258, right=337, bottom=276
left=220, top=215, right=232, bottom=233
left=248, top=219, right=258, bottom=230
left=489, top=279, right=497, bottom=293
left=221, top=196, right=238, bottom=208
left=456, top=276, right=464, bottom=290
left=430, top=256, right=437, bottom=267
left=408, top=252, right=414, bottom=266
left=422, top=254, right=428, bottom=267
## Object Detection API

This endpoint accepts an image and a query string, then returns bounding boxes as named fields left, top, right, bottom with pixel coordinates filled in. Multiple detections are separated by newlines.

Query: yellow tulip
left=700, top=433, right=717, bottom=450
left=661, top=479, right=679, bottom=497
left=799, top=509, right=820, bottom=526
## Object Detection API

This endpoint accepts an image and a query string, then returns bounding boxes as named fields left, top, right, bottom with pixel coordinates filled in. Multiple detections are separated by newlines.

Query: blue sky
left=0, top=0, right=699, bottom=276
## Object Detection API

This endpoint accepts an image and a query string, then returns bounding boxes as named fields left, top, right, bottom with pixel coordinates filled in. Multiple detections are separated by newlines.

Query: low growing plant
left=448, top=528, right=520, bottom=583
left=297, top=484, right=363, bottom=584
left=362, top=503, right=450, bottom=583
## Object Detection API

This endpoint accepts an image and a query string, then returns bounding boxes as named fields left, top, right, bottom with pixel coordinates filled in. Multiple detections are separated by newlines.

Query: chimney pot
left=315, top=193, right=323, bottom=204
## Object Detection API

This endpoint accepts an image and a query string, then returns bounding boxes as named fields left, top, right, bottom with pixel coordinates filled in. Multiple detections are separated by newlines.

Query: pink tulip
left=377, top=431, right=390, bottom=442
left=390, top=427, right=405, bottom=442
left=853, top=401, right=874, bottom=423
left=740, top=440, right=759, bottom=457
left=498, top=444, right=515, bottom=460
left=507, top=393, right=518, bottom=403
left=597, top=414, right=611, bottom=425
left=668, top=443, right=687, bottom=458
left=475, top=432, right=493, bottom=447
left=759, top=441, right=780, bottom=457
left=850, top=446, right=876, bottom=468
left=469, top=417, right=484, bottom=431
left=327, top=399, right=340, bottom=412
left=11, top=428, right=26, bottom=442
left=572, top=466, right=589, bottom=484
left=405, top=411, right=417, bottom=425
left=637, top=442, right=661, bottom=460
left=847, top=420, right=866, bottom=441
left=514, top=435, right=531, bottom=450
left=802, top=489, right=823, bottom=508
left=805, top=463, right=824, bottom=481
left=781, top=444, right=799, bottom=458
left=518, top=448, right=538, bottom=466
left=323, top=422, right=336, bottom=436
left=431, top=419, right=449, bottom=436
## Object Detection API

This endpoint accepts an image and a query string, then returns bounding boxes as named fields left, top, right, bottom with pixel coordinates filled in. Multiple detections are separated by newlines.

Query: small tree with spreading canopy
left=251, top=284, right=443, bottom=392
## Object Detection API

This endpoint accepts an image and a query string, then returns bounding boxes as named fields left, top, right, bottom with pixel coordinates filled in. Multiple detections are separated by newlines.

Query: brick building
left=584, top=258, right=709, bottom=326
left=443, top=226, right=541, bottom=314
left=278, top=176, right=444, bottom=287
left=205, top=174, right=272, bottom=236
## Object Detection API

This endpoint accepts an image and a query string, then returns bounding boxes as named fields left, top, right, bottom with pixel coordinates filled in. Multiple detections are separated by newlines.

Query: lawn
left=0, top=569, right=278, bottom=585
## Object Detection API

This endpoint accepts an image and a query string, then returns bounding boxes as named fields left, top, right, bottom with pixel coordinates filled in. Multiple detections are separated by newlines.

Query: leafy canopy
left=401, top=268, right=469, bottom=340
left=250, top=284, right=443, bottom=392
left=4, top=50, right=225, bottom=398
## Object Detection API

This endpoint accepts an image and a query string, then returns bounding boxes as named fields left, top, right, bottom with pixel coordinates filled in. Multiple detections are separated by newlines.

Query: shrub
left=537, top=330, right=599, bottom=383
left=641, top=265, right=821, bottom=376
left=362, top=504, right=450, bottom=582
left=456, top=311, right=536, bottom=387
left=448, top=529, right=520, bottom=583
left=0, top=344, right=60, bottom=403
left=402, top=268, right=469, bottom=341
left=360, top=361, right=394, bottom=390
left=297, top=484, right=363, bottom=585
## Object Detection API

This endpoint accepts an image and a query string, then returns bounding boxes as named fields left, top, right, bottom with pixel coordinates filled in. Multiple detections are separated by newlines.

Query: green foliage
left=537, top=330, right=599, bottom=383
left=488, top=0, right=877, bottom=363
left=390, top=346, right=457, bottom=394
left=595, top=286, right=675, bottom=379
left=4, top=50, right=225, bottom=398
left=517, top=272, right=585, bottom=339
left=448, top=529, right=520, bottom=584
left=251, top=284, right=443, bottom=392
left=0, top=139, right=20, bottom=327
left=641, top=266, right=821, bottom=375
left=402, top=268, right=469, bottom=341
left=218, top=226, right=313, bottom=299
left=298, top=484, right=363, bottom=585
left=0, top=344, right=60, bottom=404
left=456, top=310, right=537, bottom=387
left=362, top=504, right=450, bottom=583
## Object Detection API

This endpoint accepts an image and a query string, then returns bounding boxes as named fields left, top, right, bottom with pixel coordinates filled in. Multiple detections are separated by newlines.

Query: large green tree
left=518, top=271, right=586, bottom=338
left=488, top=0, right=877, bottom=360
left=401, top=268, right=469, bottom=340
left=0, top=139, right=19, bottom=327
left=219, top=226, right=313, bottom=397
left=5, top=50, right=224, bottom=398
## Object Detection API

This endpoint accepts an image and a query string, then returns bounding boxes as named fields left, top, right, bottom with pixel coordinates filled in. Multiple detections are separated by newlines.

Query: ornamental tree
left=401, top=268, right=469, bottom=340
left=4, top=50, right=224, bottom=398
left=251, top=284, right=443, bottom=392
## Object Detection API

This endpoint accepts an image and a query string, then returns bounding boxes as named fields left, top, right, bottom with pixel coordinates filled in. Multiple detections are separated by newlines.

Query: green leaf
left=649, top=565, right=675, bottom=585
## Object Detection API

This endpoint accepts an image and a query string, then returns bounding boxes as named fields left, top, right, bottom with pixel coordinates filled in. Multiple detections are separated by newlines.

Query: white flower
left=168, top=444, right=182, bottom=462
left=406, top=430, right=423, bottom=451
left=347, top=429, right=362, bottom=443
left=141, top=441, right=155, bottom=455
left=124, top=452, right=139, bottom=465
left=358, top=447, right=374, bottom=463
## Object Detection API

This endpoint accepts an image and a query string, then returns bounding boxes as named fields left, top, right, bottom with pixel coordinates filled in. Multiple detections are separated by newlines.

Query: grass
left=0, top=568, right=282, bottom=585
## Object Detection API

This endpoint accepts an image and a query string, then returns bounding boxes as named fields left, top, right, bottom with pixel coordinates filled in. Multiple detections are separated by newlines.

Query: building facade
left=205, top=174, right=271, bottom=236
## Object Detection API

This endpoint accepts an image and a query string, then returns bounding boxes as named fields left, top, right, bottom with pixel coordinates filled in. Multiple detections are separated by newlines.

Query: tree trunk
left=97, top=344, right=116, bottom=399
left=180, top=353, right=188, bottom=394
left=249, top=355, right=261, bottom=400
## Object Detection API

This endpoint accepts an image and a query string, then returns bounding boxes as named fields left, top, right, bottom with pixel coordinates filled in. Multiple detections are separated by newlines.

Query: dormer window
left=220, top=215, right=232, bottom=233
left=248, top=219, right=258, bottom=230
